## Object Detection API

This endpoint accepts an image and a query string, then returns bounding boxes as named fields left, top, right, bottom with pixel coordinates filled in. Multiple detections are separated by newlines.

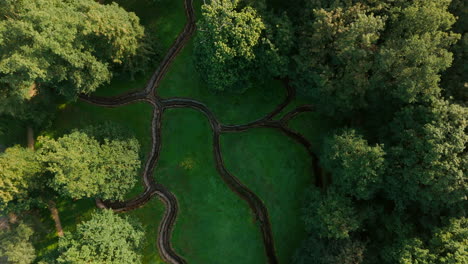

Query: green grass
left=31, top=0, right=190, bottom=262
left=26, top=0, right=333, bottom=262
left=127, top=199, right=167, bottom=264
left=157, top=39, right=286, bottom=125
left=287, top=111, right=337, bottom=155
left=155, top=109, right=266, bottom=264
left=220, top=128, right=314, bottom=263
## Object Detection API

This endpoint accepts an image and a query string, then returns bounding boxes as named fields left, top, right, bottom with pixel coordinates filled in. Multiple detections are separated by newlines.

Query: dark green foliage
left=294, top=0, right=459, bottom=118
left=38, top=130, right=141, bottom=201
left=383, top=217, right=468, bottom=264
left=0, top=222, right=36, bottom=264
left=294, top=236, right=366, bottom=264
left=442, top=0, right=468, bottom=102
left=0, top=146, right=43, bottom=212
left=195, top=0, right=292, bottom=92
left=294, top=3, right=386, bottom=116
left=322, top=129, right=385, bottom=200
left=293, top=1, right=467, bottom=263
left=385, top=100, right=467, bottom=212
left=302, top=188, right=361, bottom=240
left=57, top=210, right=144, bottom=264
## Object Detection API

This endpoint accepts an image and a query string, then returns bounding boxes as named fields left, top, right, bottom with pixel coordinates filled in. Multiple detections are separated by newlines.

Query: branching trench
left=79, top=0, right=319, bottom=263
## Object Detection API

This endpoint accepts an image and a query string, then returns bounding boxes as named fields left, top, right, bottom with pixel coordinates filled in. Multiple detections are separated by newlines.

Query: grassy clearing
left=220, top=128, right=314, bottom=263
left=157, top=39, right=286, bottom=125
left=155, top=108, right=266, bottom=264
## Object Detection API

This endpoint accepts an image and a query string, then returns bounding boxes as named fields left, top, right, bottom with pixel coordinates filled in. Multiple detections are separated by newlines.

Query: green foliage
left=294, top=0, right=459, bottom=118
left=57, top=210, right=144, bottom=264
left=0, top=146, right=42, bottom=212
left=386, top=100, right=467, bottom=212
left=294, top=236, right=366, bottom=264
left=383, top=217, right=468, bottom=264
left=0, top=0, right=144, bottom=107
left=38, top=131, right=141, bottom=201
left=302, top=188, right=361, bottom=240
left=0, top=222, right=36, bottom=264
left=375, top=0, right=459, bottom=104
left=294, top=3, right=386, bottom=116
left=322, top=129, right=385, bottom=200
left=442, top=0, right=468, bottom=102
left=195, top=0, right=292, bottom=92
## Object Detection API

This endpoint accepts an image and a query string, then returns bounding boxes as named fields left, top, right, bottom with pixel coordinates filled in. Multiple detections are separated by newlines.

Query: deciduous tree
left=0, top=0, right=145, bottom=114
left=195, top=0, right=292, bottom=92
left=38, top=131, right=141, bottom=201
left=322, top=129, right=385, bottom=200
left=0, top=222, right=36, bottom=264
left=57, top=210, right=144, bottom=264
left=0, top=146, right=42, bottom=212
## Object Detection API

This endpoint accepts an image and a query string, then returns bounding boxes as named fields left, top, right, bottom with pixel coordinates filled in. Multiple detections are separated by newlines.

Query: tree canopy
left=385, top=100, right=467, bottom=212
left=322, top=129, right=385, bottom=200
left=0, top=222, right=36, bottom=264
left=38, top=130, right=141, bottom=201
left=294, top=0, right=460, bottom=118
left=57, top=210, right=144, bottom=264
left=292, top=0, right=467, bottom=263
left=195, top=0, right=292, bottom=92
left=0, top=0, right=145, bottom=115
left=0, top=146, right=43, bottom=212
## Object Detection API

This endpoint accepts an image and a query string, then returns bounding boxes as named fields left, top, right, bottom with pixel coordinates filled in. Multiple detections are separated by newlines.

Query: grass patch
left=127, top=199, right=167, bottom=264
left=220, top=128, right=314, bottom=263
left=157, top=39, right=286, bottom=125
left=155, top=108, right=266, bottom=264
left=287, top=111, right=337, bottom=154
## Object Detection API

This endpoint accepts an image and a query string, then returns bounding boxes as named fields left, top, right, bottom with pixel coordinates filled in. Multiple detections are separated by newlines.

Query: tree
left=38, top=130, right=141, bottom=201
left=195, top=0, right=292, bottom=92
left=0, top=0, right=145, bottom=114
left=57, top=210, right=144, bottom=264
left=294, top=0, right=459, bottom=118
left=322, top=129, right=385, bottom=200
left=442, top=0, right=468, bottom=102
left=294, top=235, right=366, bottom=264
left=374, top=0, right=459, bottom=104
left=302, top=188, right=361, bottom=240
left=0, top=146, right=43, bottom=212
left=0, top=222, right=36, bottom=264
left=383, top=217, right=468, bottom=264
left=294, top=3, right=386, bottom=116
left=385, top=100, right=467, bottom=212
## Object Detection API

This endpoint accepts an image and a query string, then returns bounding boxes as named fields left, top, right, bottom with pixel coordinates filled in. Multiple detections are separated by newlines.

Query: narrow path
left=79, top=0, right=319, bottom=263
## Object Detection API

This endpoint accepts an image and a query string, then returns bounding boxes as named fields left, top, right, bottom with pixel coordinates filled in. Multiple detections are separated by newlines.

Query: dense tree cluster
left=0, top=124, right=141, bottom=213
left=289, top=0, right=467, bottom=263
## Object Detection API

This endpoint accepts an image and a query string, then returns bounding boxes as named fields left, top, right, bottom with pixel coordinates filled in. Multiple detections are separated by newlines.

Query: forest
left=0, top=0, right=466, bottom=263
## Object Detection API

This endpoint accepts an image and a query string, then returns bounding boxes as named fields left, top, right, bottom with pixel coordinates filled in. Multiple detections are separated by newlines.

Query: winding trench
left=79, top=0, right=319, bottom=263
